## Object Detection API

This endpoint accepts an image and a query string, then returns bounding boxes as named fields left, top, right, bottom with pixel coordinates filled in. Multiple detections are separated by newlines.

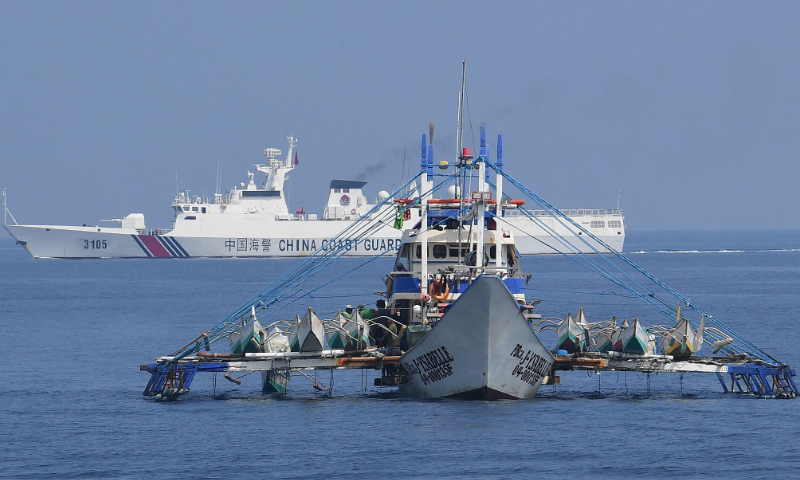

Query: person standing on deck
left=380, top=319, right=405, bottom=356
left=372, top=299, right=390, bottom=345
left=343, top=305, right=354, bottom=319
left=359, top=304, right=374, bottom=320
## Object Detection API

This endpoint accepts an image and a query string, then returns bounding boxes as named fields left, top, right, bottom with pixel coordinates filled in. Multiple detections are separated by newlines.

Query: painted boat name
left=509, top=344, right=551, bottom=386
left=402, top=346, right=455, bottom=386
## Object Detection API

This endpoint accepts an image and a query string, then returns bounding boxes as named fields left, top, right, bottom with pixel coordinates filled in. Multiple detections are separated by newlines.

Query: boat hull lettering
left=399, top=276, right=554, bottom=400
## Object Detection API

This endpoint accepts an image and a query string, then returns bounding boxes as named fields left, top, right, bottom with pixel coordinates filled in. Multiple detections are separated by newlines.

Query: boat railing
left=504, top=208, right=622, bottom=217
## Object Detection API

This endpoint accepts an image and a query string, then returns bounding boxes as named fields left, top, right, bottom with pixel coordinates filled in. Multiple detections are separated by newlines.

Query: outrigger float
left=142, top=67, right=796, bottom=401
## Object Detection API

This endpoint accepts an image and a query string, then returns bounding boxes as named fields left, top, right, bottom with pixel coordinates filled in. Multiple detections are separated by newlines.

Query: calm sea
left=1, top=230, right=798, bottom=479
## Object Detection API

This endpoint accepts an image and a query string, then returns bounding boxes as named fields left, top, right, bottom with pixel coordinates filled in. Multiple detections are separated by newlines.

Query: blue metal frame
left=716, top=364, right=797, bottom=398
left=143, top=362, right=230, bottom=397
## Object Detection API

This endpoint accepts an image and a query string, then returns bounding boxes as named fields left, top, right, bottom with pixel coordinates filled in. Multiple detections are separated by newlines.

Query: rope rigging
left=167, top=163, right=478, bottom=362
left=482, top=158, right=775, bottom=363
left=164, top=150, right=775, bottom=366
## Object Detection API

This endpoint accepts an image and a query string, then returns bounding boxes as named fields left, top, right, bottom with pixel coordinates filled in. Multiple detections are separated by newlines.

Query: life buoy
left=351, top=208, right=357, bottom=215
left=432, top=283, right=450, bottom=301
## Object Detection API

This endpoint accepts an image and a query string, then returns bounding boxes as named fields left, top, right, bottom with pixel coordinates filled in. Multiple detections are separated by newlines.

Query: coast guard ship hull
left=3, top=136, right=625, bottom=259
left=4, top=215, right=623, bottom=259
left=4, top=223, right=402, bottom=259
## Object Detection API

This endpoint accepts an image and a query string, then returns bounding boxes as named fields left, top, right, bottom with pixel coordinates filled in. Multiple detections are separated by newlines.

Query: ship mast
left=420, top=134, right=430, bottom=295
left=475, top=124, right=487, bottom=276
left=494, top=134, right=503, bottom=268
left=457, top=60, right=467, bottom=265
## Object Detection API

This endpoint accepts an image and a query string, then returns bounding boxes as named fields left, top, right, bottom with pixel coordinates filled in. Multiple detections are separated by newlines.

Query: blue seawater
left=1, top=230, right=798, bottom=479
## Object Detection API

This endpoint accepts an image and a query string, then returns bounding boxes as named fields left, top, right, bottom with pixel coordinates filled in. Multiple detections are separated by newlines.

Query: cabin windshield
left=394, top=244, right=411, bottom=271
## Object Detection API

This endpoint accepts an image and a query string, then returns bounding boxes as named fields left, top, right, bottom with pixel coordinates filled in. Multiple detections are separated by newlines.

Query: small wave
left=629, top=248, right=799, bottom=255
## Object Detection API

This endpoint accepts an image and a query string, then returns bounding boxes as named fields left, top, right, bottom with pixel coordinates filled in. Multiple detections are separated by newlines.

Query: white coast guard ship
left=3, top=137, right=625, bottom=259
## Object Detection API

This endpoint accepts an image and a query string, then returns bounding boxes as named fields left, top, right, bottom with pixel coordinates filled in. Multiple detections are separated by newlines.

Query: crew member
left=380, top=318, right=406, bottom=356
left=343, top=305, right=354, bottom=319
left=372, top=299, right=390, bottom=345
left=358, top=304, right=373, bottom=320
left=429, top=278, right=445, bottom=298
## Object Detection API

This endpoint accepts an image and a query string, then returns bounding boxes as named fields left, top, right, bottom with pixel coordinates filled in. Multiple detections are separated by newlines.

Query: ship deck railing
left=503, top=208, right=622, bottom=217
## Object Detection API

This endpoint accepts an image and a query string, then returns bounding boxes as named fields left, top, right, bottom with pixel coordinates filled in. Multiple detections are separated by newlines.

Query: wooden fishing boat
left=296, top=307, right=325, bottom=353
left=556, top=312, right=589, bottom=353
left=592, top=317, right=617, bottom=353
left=612, top=318, right=630, bottom=352
left=229, top=306, right=264, bottom=354
left=616, top=317, right=656, bottom=355
left=325, top=311, right=350, bottom=350
left=661, top=305, right=705, bottom=358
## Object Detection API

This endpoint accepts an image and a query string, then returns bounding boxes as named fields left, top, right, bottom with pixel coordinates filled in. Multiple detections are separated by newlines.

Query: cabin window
left=201, top=207, right=206, bottom=213
left=185, top=216, right=197, bottom=220
left=608, top=220, right=622, bottom=228
left=590, top=221, right=605, bottom=228
left=343, top=188, right=350, bottom=193
left=489, top=246, right=496, bottom=259
left=334, top=188, right=341, bottom=193
left=192, top=207, right=199, bottom=212
left=432, top=245, right=447, bottom=258
left=415, top=245, right=421, bottom=259
left=449, top=246, right=467, bottom=258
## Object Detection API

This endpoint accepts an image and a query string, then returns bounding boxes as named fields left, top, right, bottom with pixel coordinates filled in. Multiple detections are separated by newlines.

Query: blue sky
left=2, top=1, right=799, bottom=232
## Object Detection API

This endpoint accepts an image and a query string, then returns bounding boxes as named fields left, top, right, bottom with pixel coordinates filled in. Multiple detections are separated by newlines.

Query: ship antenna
left=216, top=160, right=223, bottom=196
left=616, top=188, right=622, bottom=212
left=400, top=148, right=407, bottom=195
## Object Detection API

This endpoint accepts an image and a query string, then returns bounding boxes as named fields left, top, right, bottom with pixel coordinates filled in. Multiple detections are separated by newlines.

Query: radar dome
left=377, top=190, right=390, bottom=201
left=447, top=185, right=461, bottom=198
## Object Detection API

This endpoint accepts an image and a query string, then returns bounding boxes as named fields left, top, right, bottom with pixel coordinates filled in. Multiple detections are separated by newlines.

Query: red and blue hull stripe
left=132, top=235, right=190, bottom=258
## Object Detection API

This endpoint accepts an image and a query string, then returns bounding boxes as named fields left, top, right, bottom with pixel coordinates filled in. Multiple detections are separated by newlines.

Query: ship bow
left=400, top=276, right=553, bottom=400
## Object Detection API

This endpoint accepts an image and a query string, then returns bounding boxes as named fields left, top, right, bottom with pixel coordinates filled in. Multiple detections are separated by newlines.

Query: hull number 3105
left=84, top=240, right=108, bottom=249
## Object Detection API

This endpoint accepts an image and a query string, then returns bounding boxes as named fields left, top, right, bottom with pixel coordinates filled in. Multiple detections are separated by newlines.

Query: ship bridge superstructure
left=170, top=137, right=298, bottom=227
